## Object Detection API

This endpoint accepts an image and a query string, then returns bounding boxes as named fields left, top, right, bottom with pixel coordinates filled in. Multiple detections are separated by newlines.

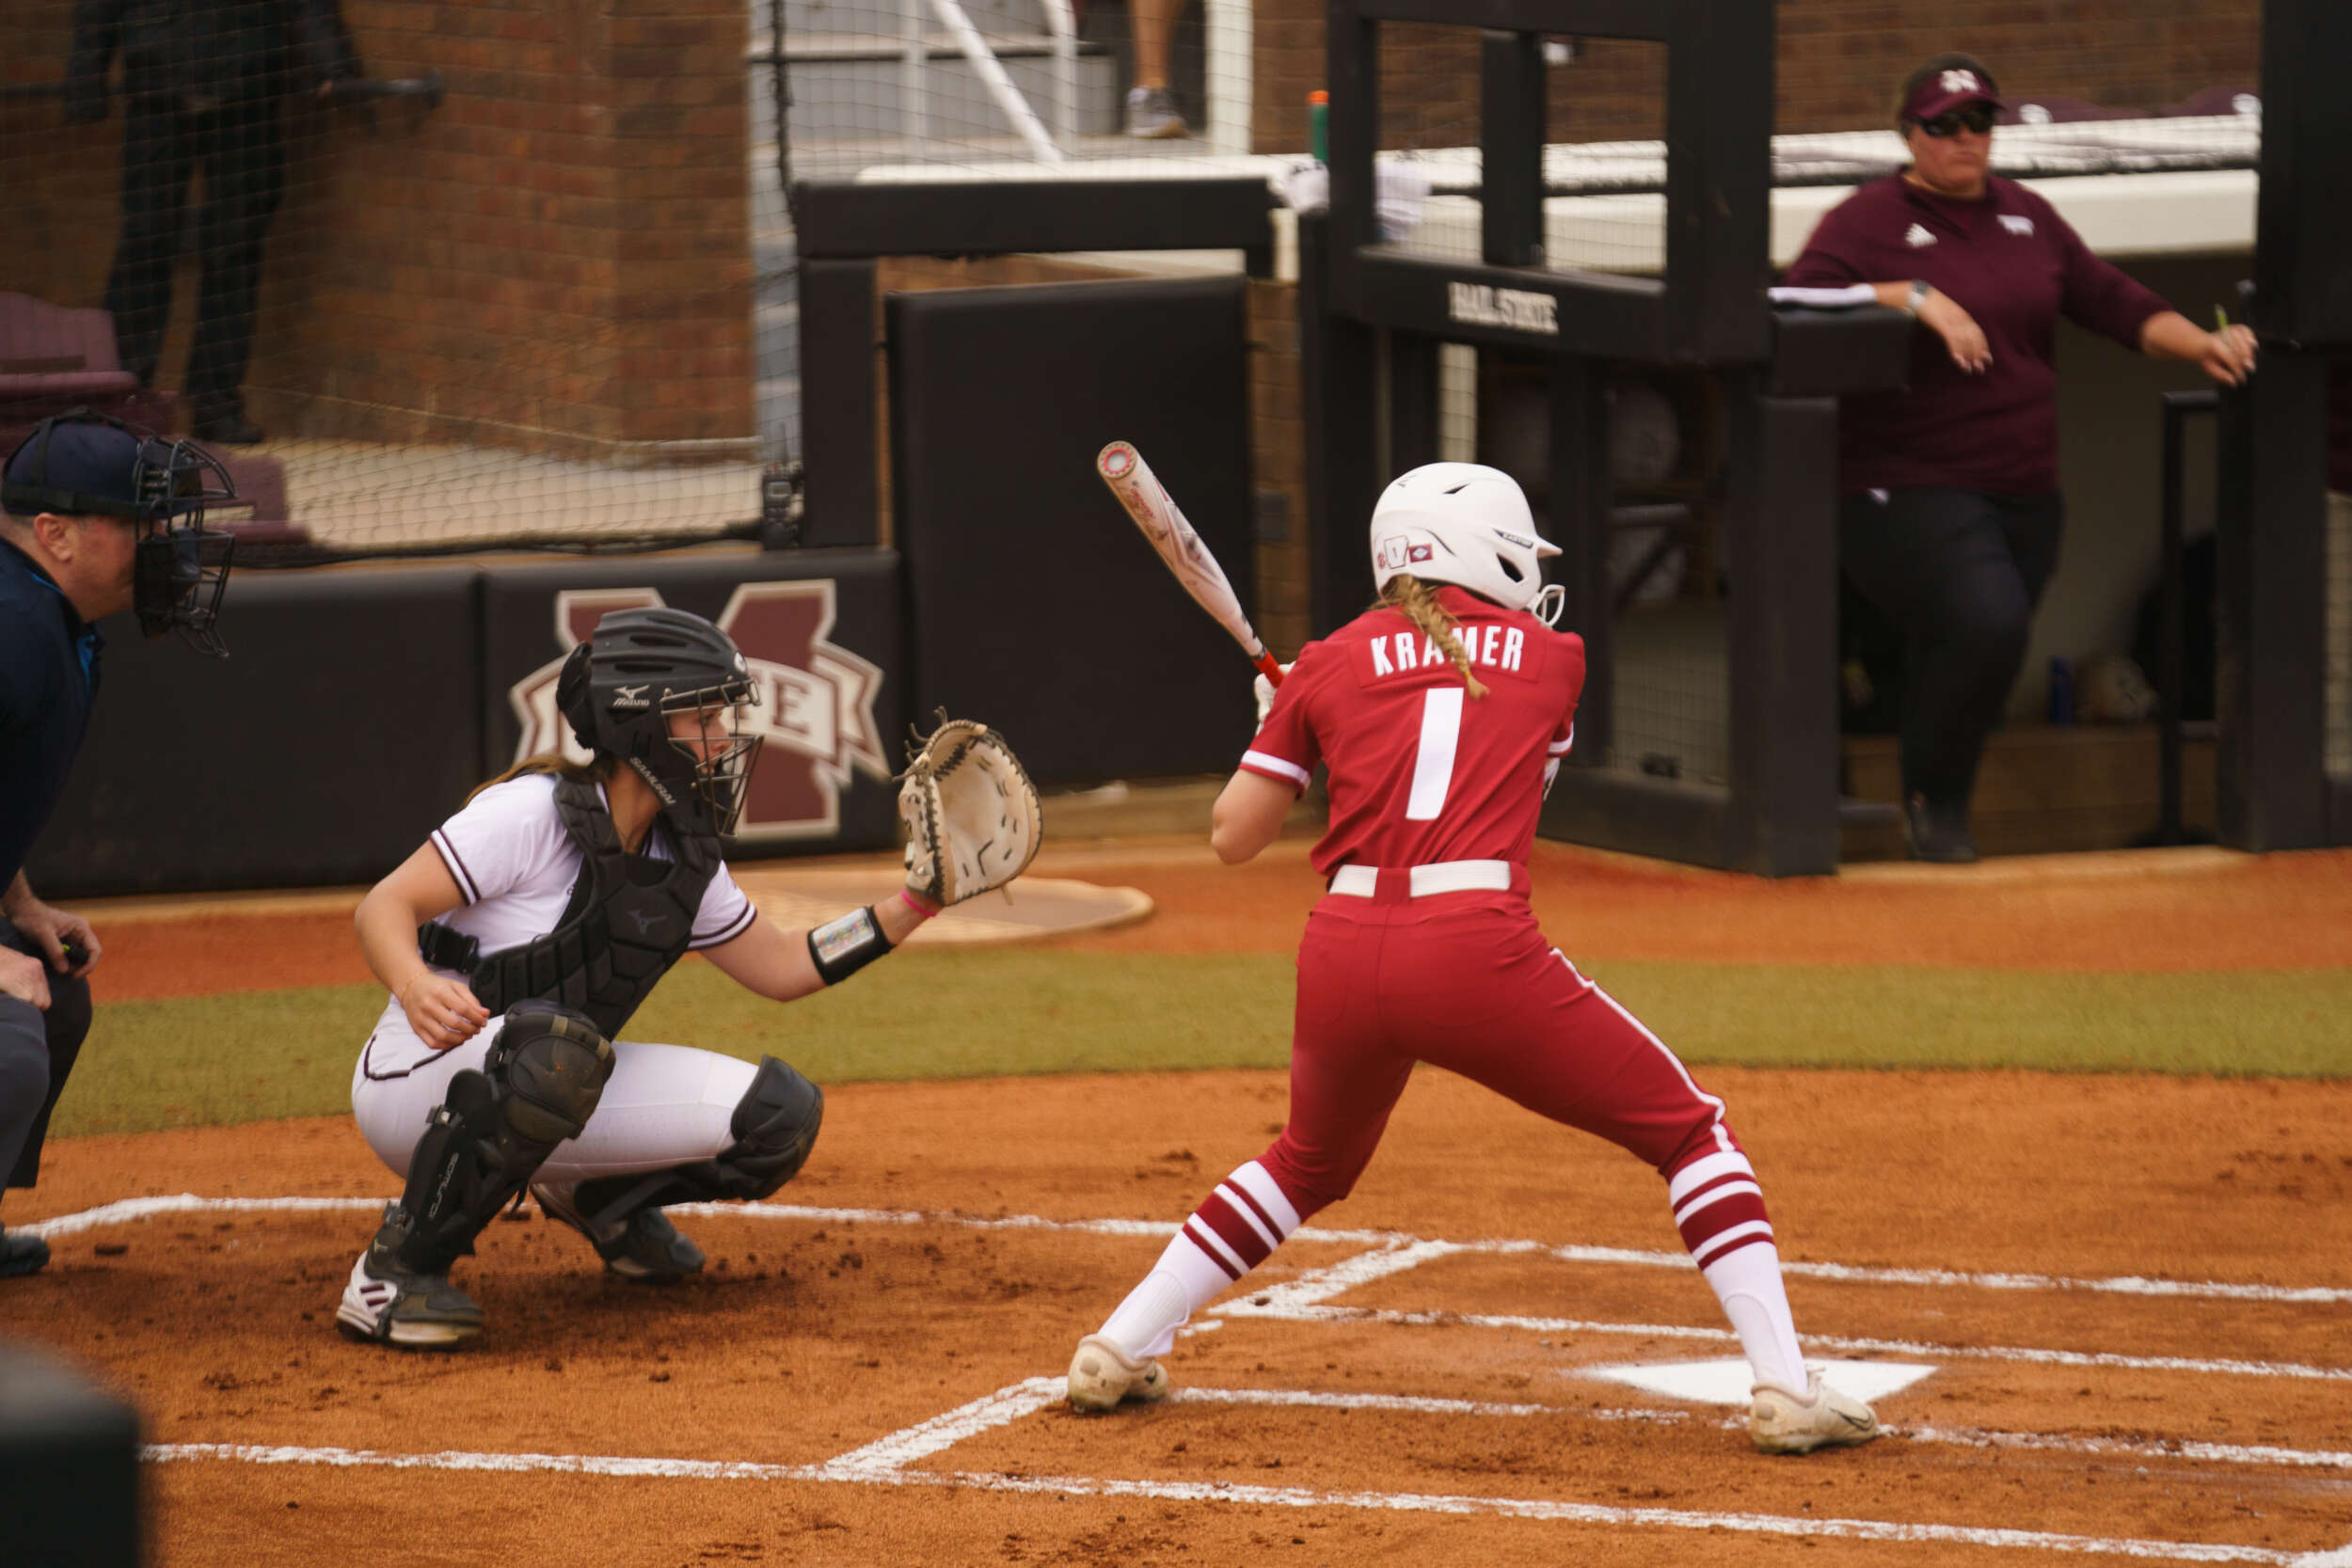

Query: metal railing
left=2157, top=388, right=2219, bottom=846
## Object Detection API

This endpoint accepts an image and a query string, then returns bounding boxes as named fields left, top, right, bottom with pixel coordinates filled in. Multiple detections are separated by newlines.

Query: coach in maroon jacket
left=1784, top=54, right=2257, bottom=863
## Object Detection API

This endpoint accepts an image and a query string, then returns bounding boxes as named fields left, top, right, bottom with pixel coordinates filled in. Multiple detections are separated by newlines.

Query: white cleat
left=333, top=1246, right=484, bottom=1349
left=1750, top=1370, right=1880, bottom=1455
left=1067, top=1333, right=1171, bottom=1412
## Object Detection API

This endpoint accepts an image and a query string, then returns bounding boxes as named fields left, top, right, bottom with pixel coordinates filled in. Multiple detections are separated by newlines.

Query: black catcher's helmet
left=1, top=406, right=238, bottom=656
left=556, top=608, right=763, bottom=835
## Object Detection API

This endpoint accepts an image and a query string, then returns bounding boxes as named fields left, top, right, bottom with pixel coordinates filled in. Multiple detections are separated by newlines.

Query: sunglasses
left=1915, top=104, right=1997, bottom=137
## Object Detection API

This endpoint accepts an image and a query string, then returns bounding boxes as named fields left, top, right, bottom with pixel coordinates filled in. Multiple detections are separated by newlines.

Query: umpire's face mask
left=134, top=523, right=236, bottom=657
left=130, top=437, right=240, bottom=657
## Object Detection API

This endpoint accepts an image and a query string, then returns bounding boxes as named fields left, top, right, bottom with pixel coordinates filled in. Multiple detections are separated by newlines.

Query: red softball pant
left=1258, top=891, right=1739, bottom=1222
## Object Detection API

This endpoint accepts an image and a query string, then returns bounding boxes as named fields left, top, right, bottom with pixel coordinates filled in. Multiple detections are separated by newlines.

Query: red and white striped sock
left=1098, top=1160, right=1302, bottom=1359
left=1669, top=1147, right=1806, bottom=1391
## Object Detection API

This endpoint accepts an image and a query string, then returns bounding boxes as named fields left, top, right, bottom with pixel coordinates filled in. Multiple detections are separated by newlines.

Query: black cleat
left=533, top=1181, right=706, bottom=1283
left=0, top=1227, right=51, bottom=1278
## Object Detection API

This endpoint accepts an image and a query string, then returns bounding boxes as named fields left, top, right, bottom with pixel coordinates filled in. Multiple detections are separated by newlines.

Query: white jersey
left=360, top=773, right=756, bottom=1078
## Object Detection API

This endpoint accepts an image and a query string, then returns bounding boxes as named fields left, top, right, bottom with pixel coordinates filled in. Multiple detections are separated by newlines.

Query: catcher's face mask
left=660, top=680, right=762, bottom=836
left=2, top=408, right=238, bottom=657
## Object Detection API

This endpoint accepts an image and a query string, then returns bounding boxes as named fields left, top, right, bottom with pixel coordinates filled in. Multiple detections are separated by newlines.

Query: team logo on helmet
left=509, top=583, right=891, bottom=840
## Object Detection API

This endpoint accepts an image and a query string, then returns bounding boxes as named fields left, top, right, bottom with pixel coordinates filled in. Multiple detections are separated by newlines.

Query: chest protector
left=418, top=775, right=720, bottom=1039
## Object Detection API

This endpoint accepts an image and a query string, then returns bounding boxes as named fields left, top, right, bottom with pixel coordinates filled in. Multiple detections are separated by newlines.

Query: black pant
left=1838, top=486, right=2065, bottom=812
left=0, top=924, right=93, bottom=1192
left=104, top=91, right=288, bottom=422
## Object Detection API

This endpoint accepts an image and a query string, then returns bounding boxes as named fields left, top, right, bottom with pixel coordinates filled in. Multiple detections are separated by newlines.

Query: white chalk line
left=817, top=1380, right=1064, bottom=1476
left=1216, top=1301, right=2352, bottom=1385
left=1176, top=1389, right=2352, bottom=1471
left=78, top=1195, right=2352, bottom=1562
left=140, top=1414, right=2325, bottom=1566
left=32, top=1195, right=2351, bottom=1385
left=28, top=1194, right=2348, bottom=1305
left=1174, top=1386, right=1557, bottom=1418
left=1236, top=1239, right=1464, bottom=1313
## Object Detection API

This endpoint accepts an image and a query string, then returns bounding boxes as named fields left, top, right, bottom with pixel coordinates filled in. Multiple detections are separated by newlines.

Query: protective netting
left=0, top=4, right=2271, bottom=565
left=1, top=0, right=785, bottom=562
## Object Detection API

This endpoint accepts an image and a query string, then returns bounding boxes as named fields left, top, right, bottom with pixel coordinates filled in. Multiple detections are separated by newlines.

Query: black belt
left=415, top=921, right=481, bottom=974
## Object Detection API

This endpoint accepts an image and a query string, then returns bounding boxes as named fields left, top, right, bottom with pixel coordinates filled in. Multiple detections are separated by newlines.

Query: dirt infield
left=8, top=1070, right=2350, bottom=1566
left=7, top=841, right=2352, bottom=1565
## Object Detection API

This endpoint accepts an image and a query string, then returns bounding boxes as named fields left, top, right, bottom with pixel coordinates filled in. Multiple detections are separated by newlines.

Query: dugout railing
left=1304, top=0, right=1913, bottom=877
left=1303, top=0, right=2352, bottom=871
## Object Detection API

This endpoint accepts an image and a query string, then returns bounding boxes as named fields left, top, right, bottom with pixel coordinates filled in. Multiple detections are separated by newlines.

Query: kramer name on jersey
left=509, top=583, right=891, bottom=841
left=1448, top=282, right=1560, bottom=336
left=1363, top=623, right=1532, bottom=683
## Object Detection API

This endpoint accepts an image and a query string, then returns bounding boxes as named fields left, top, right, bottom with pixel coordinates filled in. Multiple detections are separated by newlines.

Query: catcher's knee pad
left=485, top=1002, right=616, bottom=1147
left=560, top=1056, right=823, bottom=1232
left=717, top=1054, right=824, bottom=1198
left=382, top=1004, right=614, bottom=1273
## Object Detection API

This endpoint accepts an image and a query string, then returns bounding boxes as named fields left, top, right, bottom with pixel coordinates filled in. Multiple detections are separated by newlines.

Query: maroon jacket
left=1785, top=175, right=2172, bottom=496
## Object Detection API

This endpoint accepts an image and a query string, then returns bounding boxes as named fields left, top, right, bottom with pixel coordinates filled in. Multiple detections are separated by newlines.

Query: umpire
left=65, top=0, right=362, bottom=446
left=0, top=411, right=237, bottom=1276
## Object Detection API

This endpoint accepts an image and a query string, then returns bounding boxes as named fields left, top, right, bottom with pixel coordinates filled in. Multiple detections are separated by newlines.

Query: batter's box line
left=141, top=1387, right=2350, bottom=1568
left=1218, top=1300, right=2352, bottom=1385
left=1168, top=1387, right=2352, bottom=1473
left=31, top=1194, right=2347, bottom=1306
left=29, top=1196, right=2350, bottom=1383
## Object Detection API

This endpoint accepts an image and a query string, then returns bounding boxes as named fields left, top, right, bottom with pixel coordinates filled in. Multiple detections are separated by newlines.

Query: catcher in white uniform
left=337, top=607, right=1038, bottom=1348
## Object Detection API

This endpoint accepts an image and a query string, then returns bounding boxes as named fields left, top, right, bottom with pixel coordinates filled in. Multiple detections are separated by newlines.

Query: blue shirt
left=0, top=538, right=104, bottom=890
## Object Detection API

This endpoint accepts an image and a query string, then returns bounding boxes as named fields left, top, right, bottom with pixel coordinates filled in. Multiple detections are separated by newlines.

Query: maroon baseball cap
left=1906, top=66, right=2003, bottom=123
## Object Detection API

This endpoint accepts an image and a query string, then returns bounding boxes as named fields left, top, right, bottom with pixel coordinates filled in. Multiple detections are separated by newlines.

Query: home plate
left=1578, top=1358, right=1936, bottom=1407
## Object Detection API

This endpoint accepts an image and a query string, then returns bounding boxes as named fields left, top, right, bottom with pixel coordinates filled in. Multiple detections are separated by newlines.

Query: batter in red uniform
left=1065, top=463, right=1879, bottom=1454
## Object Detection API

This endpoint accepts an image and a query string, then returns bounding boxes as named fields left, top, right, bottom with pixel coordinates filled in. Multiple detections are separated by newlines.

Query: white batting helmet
left=1369, top=463, right=1564, bottom=624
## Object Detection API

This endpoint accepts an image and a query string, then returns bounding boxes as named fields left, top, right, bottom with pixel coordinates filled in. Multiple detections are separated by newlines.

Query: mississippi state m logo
left=510, top=583, right=891, bottom=841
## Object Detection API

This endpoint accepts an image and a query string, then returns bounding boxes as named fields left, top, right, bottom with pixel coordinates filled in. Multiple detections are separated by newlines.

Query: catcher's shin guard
left=376, top=1003, right=615, bottom=1275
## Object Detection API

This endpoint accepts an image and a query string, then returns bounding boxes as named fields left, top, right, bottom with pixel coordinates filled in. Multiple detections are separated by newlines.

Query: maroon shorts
left=1259, top=890, right=1739, bottom=1219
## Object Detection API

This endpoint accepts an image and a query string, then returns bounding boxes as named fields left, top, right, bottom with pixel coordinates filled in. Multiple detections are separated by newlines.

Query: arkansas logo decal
left=509, top=583, right=890, bottom=841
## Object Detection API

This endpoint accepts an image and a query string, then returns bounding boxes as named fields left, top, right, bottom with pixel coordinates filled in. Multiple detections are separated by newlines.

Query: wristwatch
left=1904, top=278, right=1932, bottom=316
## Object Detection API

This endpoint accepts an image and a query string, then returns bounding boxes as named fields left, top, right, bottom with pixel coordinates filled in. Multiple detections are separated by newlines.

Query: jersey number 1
left=1404, top=688, right=1463, bottom=820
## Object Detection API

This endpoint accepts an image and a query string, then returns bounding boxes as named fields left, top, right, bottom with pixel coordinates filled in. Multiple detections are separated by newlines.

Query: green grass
left=56, top=953, right=2352, bottom=1138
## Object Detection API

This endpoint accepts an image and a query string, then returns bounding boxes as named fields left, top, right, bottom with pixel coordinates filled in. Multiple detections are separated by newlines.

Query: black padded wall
left=478, top=547, right=904, bottom=857
left=888, top=277, right=1255, bottom=784
left=30, top=565, right=484, bottom=897
left=25, top=548, right=906, bottom=897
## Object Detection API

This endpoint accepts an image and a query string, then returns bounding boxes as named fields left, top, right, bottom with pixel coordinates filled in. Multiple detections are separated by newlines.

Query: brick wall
left=1248, top=0, right=2260, bottom=153
left=0, top=0, right=753, bottom=457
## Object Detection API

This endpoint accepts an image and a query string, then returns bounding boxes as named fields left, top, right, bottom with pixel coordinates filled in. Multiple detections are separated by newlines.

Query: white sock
left=1701, top=1241, right=1808, bottom=1393
left=1098, top=1241, right=1232, bottom=1359
left=1099, top=1160, right=1302, bottom=1359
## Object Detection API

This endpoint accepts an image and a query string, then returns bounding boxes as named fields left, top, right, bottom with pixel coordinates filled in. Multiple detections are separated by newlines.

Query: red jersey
left=1241, top=586, right=1583, bottom=878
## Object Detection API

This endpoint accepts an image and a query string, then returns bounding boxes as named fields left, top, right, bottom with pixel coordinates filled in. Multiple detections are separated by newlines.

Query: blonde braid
left=1378, top=576, right=1489, bottom=699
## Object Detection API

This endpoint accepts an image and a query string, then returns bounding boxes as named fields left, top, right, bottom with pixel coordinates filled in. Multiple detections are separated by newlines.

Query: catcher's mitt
left=898, top=715, right=1041, bottom=908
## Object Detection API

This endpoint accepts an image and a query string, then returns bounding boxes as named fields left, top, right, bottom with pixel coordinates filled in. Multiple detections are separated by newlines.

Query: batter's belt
left=1325, top=859, right=1526, bottom=902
